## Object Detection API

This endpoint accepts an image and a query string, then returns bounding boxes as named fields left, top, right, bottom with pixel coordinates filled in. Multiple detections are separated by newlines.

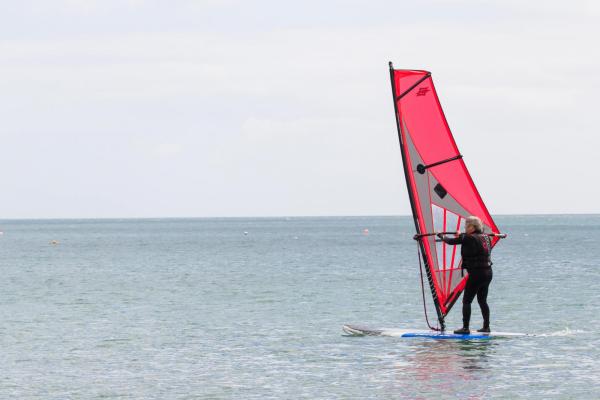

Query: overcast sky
left=0, top=0, right=598, bottom=218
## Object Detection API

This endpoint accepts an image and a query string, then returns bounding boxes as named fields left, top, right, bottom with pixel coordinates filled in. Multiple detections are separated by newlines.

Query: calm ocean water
left=0, top=215, right=598, bottom=399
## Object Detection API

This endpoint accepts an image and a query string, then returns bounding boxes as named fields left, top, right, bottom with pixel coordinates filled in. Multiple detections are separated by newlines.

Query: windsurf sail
left=388, top=62, right=502, bottom=331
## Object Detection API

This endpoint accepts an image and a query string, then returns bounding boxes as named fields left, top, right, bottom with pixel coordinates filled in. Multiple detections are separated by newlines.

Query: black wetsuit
left=442, top=232, right=493, bottom=329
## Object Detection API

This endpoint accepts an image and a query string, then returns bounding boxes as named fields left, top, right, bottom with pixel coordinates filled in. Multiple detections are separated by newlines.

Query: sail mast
left=388, top=62, right=446, bottom=331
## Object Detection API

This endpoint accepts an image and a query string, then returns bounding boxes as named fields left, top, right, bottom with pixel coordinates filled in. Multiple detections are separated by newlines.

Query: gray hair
left=465, top=216, right=483, bottom=232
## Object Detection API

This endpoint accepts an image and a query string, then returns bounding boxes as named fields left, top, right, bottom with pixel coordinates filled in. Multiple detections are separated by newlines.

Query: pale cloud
left=153, top=143, right=183, bottom=159
left=130, top=137, right=184, bottom=159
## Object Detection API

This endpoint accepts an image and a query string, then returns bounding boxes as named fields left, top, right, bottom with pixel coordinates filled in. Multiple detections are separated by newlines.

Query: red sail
left=389, top=66, right=500, bottom=321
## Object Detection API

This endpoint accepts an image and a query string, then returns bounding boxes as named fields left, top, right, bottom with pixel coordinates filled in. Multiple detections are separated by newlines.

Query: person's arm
left=437, top=233, right=464, bottom=245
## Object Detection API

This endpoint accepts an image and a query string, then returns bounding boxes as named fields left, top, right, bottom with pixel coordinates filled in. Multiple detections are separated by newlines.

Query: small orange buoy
left=363, top=229, right=369, bottom=235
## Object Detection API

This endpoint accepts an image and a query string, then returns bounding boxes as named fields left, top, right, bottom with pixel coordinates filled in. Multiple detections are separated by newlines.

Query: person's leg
left=476, top=270, right=493, bottom=330
left=459, top=273, right=478, bottom=331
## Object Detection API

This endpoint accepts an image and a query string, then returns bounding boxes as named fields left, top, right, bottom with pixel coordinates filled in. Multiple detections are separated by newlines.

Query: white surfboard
left=343, top=324, right=531, bottom=339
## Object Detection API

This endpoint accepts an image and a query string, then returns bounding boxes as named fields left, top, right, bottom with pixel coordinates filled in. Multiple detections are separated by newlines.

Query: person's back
left=460, top=233, right=492, bottom=270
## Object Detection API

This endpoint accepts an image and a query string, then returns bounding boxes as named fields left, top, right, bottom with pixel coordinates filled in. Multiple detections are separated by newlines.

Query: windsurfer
left=438, top=216, right=493, bottom=334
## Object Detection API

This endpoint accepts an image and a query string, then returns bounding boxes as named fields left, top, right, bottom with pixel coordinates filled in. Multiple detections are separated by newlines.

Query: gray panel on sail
left=403, top=121, right=439, bottom=271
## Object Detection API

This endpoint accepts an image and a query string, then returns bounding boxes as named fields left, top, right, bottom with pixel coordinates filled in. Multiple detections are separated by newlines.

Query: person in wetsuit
left=438, top=216, right=493, bottom=334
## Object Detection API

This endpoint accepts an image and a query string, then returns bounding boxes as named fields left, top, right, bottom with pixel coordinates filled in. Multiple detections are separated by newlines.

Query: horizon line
left=1, top=212, right=599, bottom=221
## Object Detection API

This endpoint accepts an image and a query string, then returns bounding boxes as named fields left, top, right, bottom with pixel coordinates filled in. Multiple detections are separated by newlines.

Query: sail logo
left=416, top=87, right=430, bottom=96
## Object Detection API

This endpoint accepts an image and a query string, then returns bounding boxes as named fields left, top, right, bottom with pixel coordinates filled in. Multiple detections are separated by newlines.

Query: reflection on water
left=390, top=340, right=496, bottom=399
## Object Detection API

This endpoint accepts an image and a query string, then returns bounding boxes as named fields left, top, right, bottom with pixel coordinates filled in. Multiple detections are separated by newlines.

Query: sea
left=0, top=215, right=598, bottom=399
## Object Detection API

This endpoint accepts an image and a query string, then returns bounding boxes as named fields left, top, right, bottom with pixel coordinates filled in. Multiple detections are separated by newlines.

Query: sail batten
left=389, top=63, right=501, bottom=329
